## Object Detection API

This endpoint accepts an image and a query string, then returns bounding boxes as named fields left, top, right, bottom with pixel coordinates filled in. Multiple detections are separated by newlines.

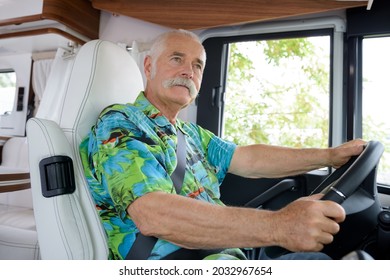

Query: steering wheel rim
left=311, top=140, right=384, bottom=204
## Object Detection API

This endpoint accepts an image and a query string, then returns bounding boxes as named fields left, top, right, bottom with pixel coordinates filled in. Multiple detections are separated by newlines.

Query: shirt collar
left=133, top=91, right=183, bottom=131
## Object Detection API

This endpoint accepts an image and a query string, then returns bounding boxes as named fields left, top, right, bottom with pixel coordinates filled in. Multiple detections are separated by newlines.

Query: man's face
left=145, top=34, right=206, bottom=110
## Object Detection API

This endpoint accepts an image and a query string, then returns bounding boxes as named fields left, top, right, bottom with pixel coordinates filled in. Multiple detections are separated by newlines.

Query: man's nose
left=180, top=63, right=194, bottom=79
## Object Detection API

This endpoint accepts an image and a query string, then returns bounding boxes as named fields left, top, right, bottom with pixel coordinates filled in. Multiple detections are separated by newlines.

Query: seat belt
left=170, top=128, right=187, bottom=194
left=126, top=128, right=187, bottom=260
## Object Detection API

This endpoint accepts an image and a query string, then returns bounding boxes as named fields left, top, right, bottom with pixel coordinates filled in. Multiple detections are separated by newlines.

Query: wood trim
left=42, top=0, right=100, bottom=40
left=0, top=14, right=42, bottom=27
left=0, top=183, right=30, bottom=193
left=0, top=172, right=30, bottom=193
left=0, top=27, right=87, bottom=45
left=92, top=0, right=368, bottom=30
left=0, top=173, right=30, bottom=181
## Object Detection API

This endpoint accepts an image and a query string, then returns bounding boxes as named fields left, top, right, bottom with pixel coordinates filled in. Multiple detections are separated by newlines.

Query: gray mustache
left=163, top=77, right=198, bottom=98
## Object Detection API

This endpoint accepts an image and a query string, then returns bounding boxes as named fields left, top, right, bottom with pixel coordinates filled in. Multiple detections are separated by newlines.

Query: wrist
left=324, top=147, right=334, bottom=167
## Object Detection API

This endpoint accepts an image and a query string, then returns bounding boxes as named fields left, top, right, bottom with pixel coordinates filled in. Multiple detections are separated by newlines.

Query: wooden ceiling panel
left=43, top=0, right=100, bottom=39
left=92, top=0, right=368, bottom=30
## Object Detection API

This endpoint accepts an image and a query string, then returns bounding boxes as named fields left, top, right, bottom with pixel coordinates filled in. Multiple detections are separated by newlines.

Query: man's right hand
left=270, top=194, right=346, bottom=252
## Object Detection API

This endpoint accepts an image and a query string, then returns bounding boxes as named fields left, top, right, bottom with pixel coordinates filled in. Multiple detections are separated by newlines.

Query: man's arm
left=127, top=191, right=344, bottom=252
left=228, top=139, right=366, bottom=178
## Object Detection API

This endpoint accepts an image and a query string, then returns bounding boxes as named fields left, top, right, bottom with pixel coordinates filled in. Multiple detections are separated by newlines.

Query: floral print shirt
left=79, top=92, right=245, bottom=260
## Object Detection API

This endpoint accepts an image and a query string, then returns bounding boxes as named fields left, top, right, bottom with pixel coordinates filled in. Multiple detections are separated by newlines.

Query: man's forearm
left=228, top=144, right=329, bottom=179
left=128, top=191, right=277, bottom=250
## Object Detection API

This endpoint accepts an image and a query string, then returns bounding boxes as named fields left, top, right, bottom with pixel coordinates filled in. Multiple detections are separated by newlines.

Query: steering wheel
left=311, top=140, right=384, bottom=203
left=310, top=140, right=385, bottom=259
left=260, top=141, right=384, bottom=260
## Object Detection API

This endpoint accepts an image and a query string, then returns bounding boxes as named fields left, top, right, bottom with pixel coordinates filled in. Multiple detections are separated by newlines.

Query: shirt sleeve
left=92, top=106, right=174, bottom=216
left=193, top=124, right=237, bottom=184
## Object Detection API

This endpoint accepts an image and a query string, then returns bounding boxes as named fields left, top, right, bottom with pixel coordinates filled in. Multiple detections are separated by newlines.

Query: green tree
left=224, top=37, right=329, bottom=148
left=224, top=36, right=390, bottom=185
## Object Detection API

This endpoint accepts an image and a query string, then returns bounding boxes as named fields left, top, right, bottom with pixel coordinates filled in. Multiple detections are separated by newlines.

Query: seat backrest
left=0, top=136, right=32, bottom=208
left=26, top=40, right=144, bottom=259
left=1, top=136, right=29, bottom=170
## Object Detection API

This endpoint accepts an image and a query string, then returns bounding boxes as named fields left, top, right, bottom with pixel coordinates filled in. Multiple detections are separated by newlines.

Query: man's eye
left=194, top=64, right=203, bottom=70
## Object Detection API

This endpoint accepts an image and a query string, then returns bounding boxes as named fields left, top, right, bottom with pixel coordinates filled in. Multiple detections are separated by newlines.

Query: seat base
left=0, top=204, right=40, bottom=259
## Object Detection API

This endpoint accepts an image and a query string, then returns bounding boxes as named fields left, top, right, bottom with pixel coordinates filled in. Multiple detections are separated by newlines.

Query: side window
left=223, top=35, right=331, bottom=148
left=362, top=37, right=390, bottom=185
left=0, top=70, right=16, bottom=116
left=346, top=1, right=390, bottom=187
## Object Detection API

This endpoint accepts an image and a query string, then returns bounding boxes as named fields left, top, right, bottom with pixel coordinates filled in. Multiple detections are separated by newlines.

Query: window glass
left=362, top=37, right=390, bottom=185
left=0, top=70, right=16, bottom=115
left=223, top=36, right=330, bottom=148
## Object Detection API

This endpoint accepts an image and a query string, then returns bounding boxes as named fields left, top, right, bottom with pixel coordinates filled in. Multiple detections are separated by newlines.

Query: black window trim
left=346, top=0, right=390, bottom=188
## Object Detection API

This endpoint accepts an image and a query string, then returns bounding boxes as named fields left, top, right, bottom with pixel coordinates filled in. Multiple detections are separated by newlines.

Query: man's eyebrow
left=171, top=51, right=185, bottom=57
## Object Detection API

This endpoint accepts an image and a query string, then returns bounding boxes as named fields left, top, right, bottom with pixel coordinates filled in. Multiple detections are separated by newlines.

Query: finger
left=317, top=231, right=335, bottom=246
left=308, top=193, right=324, bottom=200
left=321, top=218, right=341, bottom=235
left=322, top=201, right=346, bottom=223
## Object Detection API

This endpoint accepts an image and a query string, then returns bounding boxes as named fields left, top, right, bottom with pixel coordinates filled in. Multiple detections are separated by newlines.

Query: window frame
left=197, top=16, right=346, bottom=148
left=0, top=69, right=17, bottom=116
left=346, top=1, right=390, bottom=190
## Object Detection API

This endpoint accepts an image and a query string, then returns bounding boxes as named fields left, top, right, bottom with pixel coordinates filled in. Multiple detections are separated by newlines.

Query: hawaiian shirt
left=79, top=91, right=246, bottom=260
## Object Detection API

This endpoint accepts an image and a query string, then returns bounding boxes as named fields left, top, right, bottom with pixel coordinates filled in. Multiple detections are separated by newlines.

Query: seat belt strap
left=125, top=128, right=186, bottom=260
left=170, top=128, right=186, bottom=194
left=125, top=233, right=158, bottom=260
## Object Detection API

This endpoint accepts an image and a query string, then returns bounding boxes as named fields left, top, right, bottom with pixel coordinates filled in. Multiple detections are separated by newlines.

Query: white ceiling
left=0, top=0, right=43, bottom=20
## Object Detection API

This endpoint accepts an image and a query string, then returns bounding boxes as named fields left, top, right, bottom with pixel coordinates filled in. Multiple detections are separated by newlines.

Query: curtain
left=31, top=58, right=53, bottom=116
left=35, top=48, right=76, bottom=123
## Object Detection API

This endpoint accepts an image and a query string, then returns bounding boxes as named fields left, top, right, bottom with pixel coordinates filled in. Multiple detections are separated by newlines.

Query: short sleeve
left=190, top=124, right=236, bottom=183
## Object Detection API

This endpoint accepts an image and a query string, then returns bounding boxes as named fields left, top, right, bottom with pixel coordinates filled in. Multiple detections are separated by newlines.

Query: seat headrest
left=58, top=40, right=144, bottom=141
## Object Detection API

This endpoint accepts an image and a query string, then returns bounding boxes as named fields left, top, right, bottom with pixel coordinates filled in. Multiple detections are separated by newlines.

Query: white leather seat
left=0, top=195, right=39, bottom=259
left=0, top=137, right=40, bottom=259
left=26, top=40, right=144, bottom=259
left=0, top=48, right=76, bottom=259
left=1, top=137, right=29, bottom=171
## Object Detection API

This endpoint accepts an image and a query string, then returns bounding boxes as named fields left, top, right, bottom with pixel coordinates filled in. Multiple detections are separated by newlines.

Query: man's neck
left=144, top=91, right=180, bottom=125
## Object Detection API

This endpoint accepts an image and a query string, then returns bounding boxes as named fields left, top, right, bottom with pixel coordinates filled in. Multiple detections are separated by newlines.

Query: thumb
left=308, top=193, right=324, bottom=201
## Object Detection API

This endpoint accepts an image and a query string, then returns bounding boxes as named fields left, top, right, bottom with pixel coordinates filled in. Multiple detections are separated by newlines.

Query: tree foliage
left=223, top=36, right=390, bottom=184
left=224, top=37, right=329, bottom=148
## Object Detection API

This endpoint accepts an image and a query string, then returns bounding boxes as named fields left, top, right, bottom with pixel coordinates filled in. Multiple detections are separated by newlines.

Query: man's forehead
left=164, top=35, right=205, bottom=57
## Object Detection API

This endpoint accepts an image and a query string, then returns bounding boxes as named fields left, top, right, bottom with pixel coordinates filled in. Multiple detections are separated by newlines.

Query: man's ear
left=144, top=55, right=152, bottom=79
